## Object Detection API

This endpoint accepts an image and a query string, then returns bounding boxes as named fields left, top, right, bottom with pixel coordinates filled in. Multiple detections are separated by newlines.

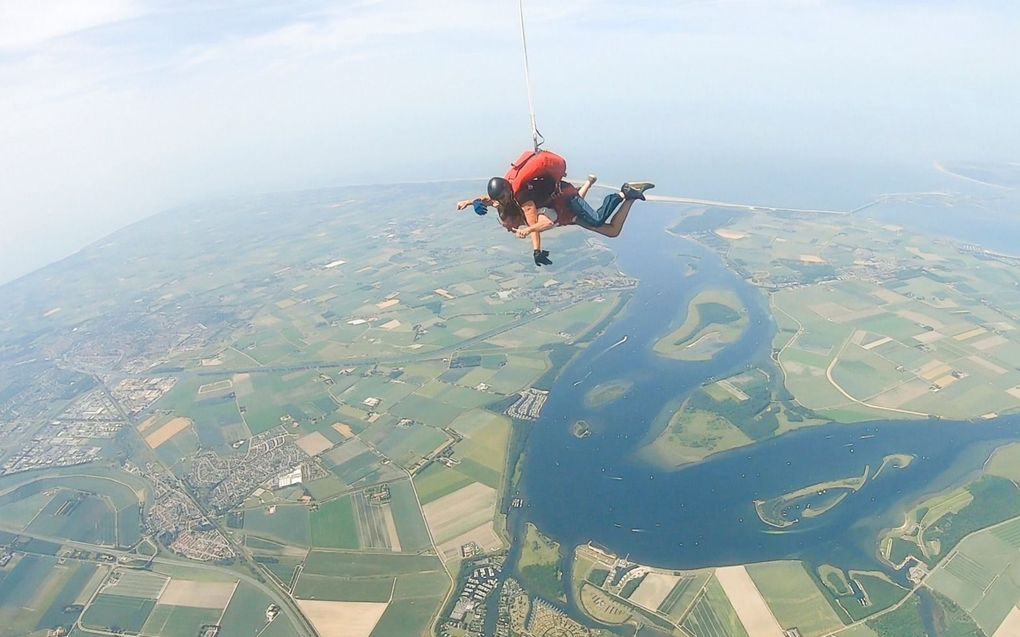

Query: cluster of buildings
left=187, top=428, right=313, bottom=511
left=1, top=421, right=113, bottom=476
left=0, top=388, right=134, bottom=476
left=62, top=307, right=217, bottom=376
left=527, top=599, right=589, bottom=637
left=505, top=388, right=549, bottom=421
left=494, top=577, right=528, bottom=637
left=110, top=377, right=178, bottom=416
left=145, top=466, right=234, bottom=561
left=445, top=563, right=501, bottom=635
left=519, top=273, right=638, bottom=307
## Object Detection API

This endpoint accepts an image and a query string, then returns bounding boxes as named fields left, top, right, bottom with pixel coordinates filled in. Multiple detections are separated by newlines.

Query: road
left=94, top=374, right=322, bottom=637
left=0, top=522, right=316, bottom=637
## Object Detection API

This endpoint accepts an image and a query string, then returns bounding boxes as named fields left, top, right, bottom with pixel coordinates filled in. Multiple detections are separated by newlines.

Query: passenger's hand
left=516, top=226, right=532, bottom=239
left=533, top=250, right=553, bottom=266
left=456, top=200, right=473, bottom=210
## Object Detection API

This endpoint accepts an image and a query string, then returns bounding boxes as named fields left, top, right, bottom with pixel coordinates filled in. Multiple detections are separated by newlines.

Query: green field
left=413, top=463, right=474, bottom=505
left=680, top=576, right=749, bottom=637
left=141, top=604, right=222, bottom=637
left=293, top=573, right=393, bottom=601
left=243, top=504, right=311, bottom=546
left=80, top=593, right=156, bottom=633
left=661, top=572, right=713, bottom=622
left=860, top=595, right=979, bottom=637
left=310, top=496, right=359, bottom=549
left=747, top=561, right=844, bottom=636
left=0, top=484, right=56, bottom=529
left=0, top=471, right=146, bottom=548
left=27, top=491, right=117, bottom=546
left=217, top=583, right=299, bottom=637
left=255, top=555, right=303, bottom=587
left=388, top=479, right=433, bottom=552
left=301, top=551, right=442, bottom=578
left=0, top=555, right=76, bottom=636
left=985, top=442, right=1020, bottom=481
left=34, top=562, right=98, bottom=634
left=927, top=515, right=1020, bottom=633
left=369, top=594, right=446, bottom=637
left=762, top=231, right=1020, bottom=422
left=640, top=401, right=754, bottom=467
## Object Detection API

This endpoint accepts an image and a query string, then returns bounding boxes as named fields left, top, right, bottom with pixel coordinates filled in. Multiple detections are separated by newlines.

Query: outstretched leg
left=579, top=199, right=636, bottom=238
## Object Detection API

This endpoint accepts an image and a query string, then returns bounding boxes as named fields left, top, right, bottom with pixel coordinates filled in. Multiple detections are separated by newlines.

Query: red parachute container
left=504, top=150, right=567, bottom=196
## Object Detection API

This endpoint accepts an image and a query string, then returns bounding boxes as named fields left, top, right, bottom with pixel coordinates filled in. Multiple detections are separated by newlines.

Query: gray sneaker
left=621, top=182, right=655, bottom=200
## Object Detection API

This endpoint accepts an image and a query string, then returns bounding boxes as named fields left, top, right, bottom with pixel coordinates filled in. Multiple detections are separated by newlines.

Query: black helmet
left=487, top=177, right=511, bottom=201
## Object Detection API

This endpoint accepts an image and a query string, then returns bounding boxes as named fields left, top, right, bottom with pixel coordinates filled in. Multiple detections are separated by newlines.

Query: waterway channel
left=509, top=206, right=1020, bottom=609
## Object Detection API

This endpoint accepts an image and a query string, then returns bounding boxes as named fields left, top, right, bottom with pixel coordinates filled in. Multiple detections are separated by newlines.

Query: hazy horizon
left=2, top=0, right=1018, bottom=284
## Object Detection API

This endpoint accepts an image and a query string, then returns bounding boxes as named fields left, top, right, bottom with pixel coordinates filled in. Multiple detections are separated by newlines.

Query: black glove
left=533, top=249, right=553, bottom=267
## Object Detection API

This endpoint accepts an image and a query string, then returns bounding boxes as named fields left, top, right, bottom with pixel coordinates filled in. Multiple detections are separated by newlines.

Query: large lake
left=517, top=194, right=1020, bottom=574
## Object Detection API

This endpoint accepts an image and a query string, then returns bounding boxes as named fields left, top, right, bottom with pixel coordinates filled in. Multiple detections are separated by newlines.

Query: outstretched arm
left=456, top=196, right=494, bottom=210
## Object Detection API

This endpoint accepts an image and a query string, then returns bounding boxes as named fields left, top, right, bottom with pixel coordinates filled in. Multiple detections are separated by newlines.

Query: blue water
left=516, top=206, right=1020, bottom=574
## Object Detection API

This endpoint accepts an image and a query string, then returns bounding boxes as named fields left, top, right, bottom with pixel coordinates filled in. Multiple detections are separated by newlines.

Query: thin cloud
left=0, top=0, right=143, bottom=50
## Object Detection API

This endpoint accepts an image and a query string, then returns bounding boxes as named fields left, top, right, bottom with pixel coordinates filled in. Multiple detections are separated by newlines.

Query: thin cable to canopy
left=518, top=0, right=544, bottom=152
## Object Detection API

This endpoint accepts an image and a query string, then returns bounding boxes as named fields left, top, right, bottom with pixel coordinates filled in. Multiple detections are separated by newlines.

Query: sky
left=1, top=0, right=1018, bottom=284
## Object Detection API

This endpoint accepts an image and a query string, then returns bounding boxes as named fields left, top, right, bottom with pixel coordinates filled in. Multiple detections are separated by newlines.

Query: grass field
left=388, top=479, right=433, bottom=552
left=217, top=583, right=298, bottom=637
left=80, top=593, right=156, bottom=633
left=927, top=515, right=1020, bottom=634
left=244, top=504, right=311, bottom=546
left=34, top=562, right=97, bottom=633
left=102, top=569, right=168, bottom=599
left=254, top=555, right=303, bottom=587
left=0, top=555, right=76, bottom=636
left=413, top=463, right=474, bottom=505
left=374, top=424, right=448, bottom=468
left=310, top=496, right=360, bottom=549
left=293, top=573, right=393, bottom=602
left=767, top=253, right=1020, bottom=422
left=985, top=442, right=1020, bottom=481
left=27, top=491, right=117, bottom=546
left=746, top=561, right=844, bottom=636
left=681, top=576, right=750, bottom=637
left=641, top=401, right=754, bottom=467
left=661, top=572, right=713, bottom=622
left=141, top=605, right=222, bottom=637
left=0, top=472, right=146, bottom=548
left=0, top=485, right=55, bottom=529
left=301, top=551, right=443, bottom=578
left=369, top=593, right=447, bottom=637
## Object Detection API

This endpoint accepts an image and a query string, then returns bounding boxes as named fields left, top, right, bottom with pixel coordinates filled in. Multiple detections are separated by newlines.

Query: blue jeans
left=569, top=193, right=623, bottom=227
